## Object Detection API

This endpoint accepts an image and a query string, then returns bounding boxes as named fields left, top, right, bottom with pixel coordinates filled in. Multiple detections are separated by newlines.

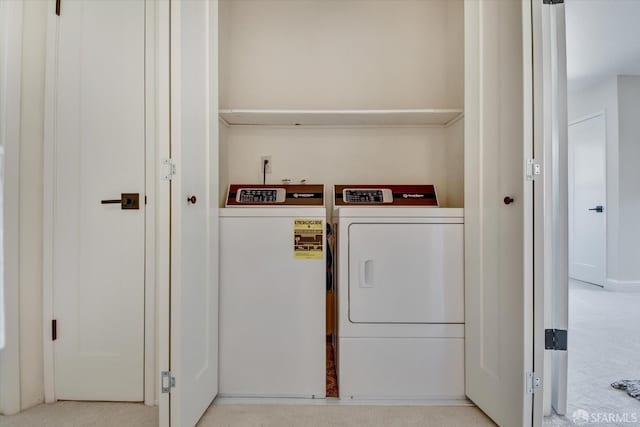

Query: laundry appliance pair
left=218, top=184, right=464, bottom=402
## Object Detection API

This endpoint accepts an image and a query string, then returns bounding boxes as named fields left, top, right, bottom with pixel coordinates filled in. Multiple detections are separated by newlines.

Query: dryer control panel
left=226, top=184, right=325, bottom=206
left=334, top=184, right=438, bottom=206
left=343, top=188, right=393, bottom=204
left=236, top=188, right=286, bottom=204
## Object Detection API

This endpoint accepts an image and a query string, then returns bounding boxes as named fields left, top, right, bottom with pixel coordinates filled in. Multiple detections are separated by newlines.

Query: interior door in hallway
left=50, top=0, right=145, bottom=401
left=568, top=114, right=606, bottom=286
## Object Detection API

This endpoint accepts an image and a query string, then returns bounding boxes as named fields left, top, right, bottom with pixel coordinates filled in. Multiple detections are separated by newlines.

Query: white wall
left=219, top=0, right=464, bottom=110
left=0, top=0, right=48, bottom=412
left=568, top=75, right=640, bottom=286
left=17, top=0, right=47, bottom=410
left=0, top=0, right=22, bottom=413
left=615, top=76, right=640, bottom=283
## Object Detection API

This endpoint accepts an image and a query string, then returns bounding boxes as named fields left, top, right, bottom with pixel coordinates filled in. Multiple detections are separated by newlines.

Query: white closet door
left=51, top=0, right=145, bottom=401
left=169, top=0, right=219, bottom=426
left=464, top=0, right=534, bottom=426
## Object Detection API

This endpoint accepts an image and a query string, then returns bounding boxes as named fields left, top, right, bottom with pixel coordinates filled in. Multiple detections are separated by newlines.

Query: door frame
left=532, top=0, right=570, bottom=423
left=0, top=0, right=24, bottom=416
left=42, top=0, right=171, bottom=406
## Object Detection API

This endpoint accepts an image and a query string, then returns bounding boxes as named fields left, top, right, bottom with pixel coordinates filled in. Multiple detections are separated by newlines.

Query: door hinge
left=543, top=0, right=564, bottom=5
left=545, top=328, right=568, bottom=351
left=526, top=372, right=542, bottom=394
left=526, top=159, right=542, bottom=181
left=162, top=159, right=176, bottom=181
left=161, top=371, right=175, bottom=393
left=55, top=0, right=61, bottom=16
left=52, top=319, right=57, bottom=341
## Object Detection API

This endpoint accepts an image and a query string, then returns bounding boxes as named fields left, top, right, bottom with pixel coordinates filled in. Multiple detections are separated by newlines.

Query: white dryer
left=334, top=185, right=465, bottom=401
left=219, top=184, right=326, bottom=398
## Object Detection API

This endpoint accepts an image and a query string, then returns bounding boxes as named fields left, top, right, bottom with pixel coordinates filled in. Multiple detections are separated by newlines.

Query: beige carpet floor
left=543, top=280, right=640, bottom=427
left=0, top=401, right=157, bottom=427
left=0, top=402, right=496, bottom=427
left=199, top=404, right=496, bottom=427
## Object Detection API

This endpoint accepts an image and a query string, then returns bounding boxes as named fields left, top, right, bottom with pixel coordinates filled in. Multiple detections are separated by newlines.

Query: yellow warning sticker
left=294, top=218, right=324, bottom=259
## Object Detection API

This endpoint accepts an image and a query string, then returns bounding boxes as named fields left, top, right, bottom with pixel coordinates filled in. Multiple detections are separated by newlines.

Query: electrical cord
left=263, top=159, right=268, bottom=185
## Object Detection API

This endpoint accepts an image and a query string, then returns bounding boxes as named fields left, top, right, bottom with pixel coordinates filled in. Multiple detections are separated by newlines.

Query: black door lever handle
left=588, top=205, right=604, bottom=213
left=101, top=193, right=140, bottom=210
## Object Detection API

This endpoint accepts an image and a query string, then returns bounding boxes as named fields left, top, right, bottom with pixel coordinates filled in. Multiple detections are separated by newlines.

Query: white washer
left=335, top=195, right=465, bottom=400
left=219, top=185, right=326, bottom=398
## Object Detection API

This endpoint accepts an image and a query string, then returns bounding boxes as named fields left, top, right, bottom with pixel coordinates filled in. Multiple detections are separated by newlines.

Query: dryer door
left=348, top=223, right=463, bottom=323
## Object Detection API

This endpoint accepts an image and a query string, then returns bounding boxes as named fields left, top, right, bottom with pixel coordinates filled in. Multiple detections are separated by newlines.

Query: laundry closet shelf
left=219, top=109, right=464, bottom=127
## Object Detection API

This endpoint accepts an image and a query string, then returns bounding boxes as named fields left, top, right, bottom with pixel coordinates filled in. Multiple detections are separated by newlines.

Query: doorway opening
left=548, top=0, right=640, bottom=423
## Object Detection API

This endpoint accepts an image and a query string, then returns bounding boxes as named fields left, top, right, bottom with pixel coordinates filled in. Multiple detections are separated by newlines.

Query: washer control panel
left=226, top=184, right=325, bottom=206
left=236, top=188, right=286, bottom=204
left=334, top=184, right=438, bottom=206
left=343, top=188, right=393, bottom=204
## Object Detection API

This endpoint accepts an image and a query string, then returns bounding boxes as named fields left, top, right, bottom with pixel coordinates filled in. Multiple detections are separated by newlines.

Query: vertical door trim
left=0, top=0, right=24, bottom=415
left=532, top=0, right=547, bottom=424
left=144, top=0, right=156, bottom=405
left=168, top=0, right=182, bottom=423
left=42, top=0, right=169, bottom=405
left=144, top=0, right=169, bottom=408
left=522, top=4, right=541, bottom=427
left=531, top=0, right=570, bottom=423
left=42, top=0, right=57, bottom=403
left=155, top=0, right=171, bottom=422
left=523, top=2, right=537, bottom=426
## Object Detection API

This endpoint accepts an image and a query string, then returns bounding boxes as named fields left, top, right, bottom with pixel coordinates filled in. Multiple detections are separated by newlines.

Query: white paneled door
left=169, top=1, right=219, bottom=426
left=568, top=114, right=606, bottom=286
left=464, top=0, right=534, bottom=426
left=51, top=0, right=145, bottom=400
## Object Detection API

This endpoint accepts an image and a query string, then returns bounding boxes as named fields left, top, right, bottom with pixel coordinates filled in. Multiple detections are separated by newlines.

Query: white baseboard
left=213, top=396, right=474, bottom=407
left=606, top=278, right=640, bottom=292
